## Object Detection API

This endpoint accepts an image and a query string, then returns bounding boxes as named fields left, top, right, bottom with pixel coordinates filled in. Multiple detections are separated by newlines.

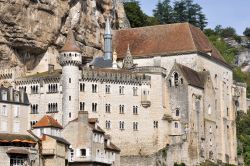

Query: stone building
left=0, top=20, right=246, bottom=166
left=62, top=111, right=120, bottom=166
left=31, top=115, right=70, bottom=166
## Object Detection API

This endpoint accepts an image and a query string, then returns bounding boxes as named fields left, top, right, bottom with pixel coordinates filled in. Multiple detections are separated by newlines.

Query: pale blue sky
left=139, top=0, right=250, bottom=35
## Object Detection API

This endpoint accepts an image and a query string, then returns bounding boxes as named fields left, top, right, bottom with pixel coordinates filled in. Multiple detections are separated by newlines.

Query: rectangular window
left=69, top=96, right=71, bottom=101
left=69, top=78, right=71, bottom=83
left=92, top=84, right=97, bottom=93
left=80, top=102, right=85, bottom=111
left=119, top=121, right=124, bottom=130
left=48, top=103, right=58, bottom=113
left=48, top=84, right=58, bottom=93
left=30, top=120, right=37, bottom=127
left=133, top=122, right=138, bottom=131
left=92, top=103, right=97, bottom=112
left=119, top=105, right=124, bottom=114
left=133, top=87, right=138, bottom=96
left=105, top=104, right=111, bottom=113
left=1, top=91, right=7, bottom=100
left=80, top=83, right=85, bottom=92
left=2, top=105, right=7, bottom=116
left=154, top=121, right=158, bottom=128
left=105, top=85, right=110, bottom=94
left=119, top=86, right=124, bottom=95
left=80, top=149, right=86, bottom=157
left=106, top=120, right=111, bottom=129
left=133, top=106, right=138, bottom=115
left=14, top=106, right=20, bottom=117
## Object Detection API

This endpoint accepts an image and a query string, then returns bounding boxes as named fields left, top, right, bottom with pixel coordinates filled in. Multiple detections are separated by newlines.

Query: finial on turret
left=123, top=44, right=134, bottom=69
left=60, top=29, right=81, bottom=53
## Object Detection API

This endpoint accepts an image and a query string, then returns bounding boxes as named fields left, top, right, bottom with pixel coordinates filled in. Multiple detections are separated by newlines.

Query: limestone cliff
left=0, top=0, right=129, bottom=70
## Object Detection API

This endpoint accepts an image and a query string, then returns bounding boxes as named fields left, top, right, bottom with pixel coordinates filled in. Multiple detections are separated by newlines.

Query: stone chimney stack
left=78, top=111, right=88, bottom=125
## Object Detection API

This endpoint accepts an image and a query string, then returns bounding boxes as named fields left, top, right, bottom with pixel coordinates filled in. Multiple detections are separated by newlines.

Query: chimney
left=78, top=111, right=88, bottom=124
left=48, top=64, right=54, bottom=73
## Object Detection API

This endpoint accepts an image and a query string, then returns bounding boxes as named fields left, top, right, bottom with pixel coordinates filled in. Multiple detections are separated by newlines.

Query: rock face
left=0, top=0, right=129, bottom=70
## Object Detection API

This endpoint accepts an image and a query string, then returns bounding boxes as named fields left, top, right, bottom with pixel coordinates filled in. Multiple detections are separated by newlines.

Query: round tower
left=59, top=30, right=82, bottom=126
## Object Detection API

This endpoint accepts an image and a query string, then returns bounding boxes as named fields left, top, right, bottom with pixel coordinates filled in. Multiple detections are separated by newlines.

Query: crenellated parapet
left=82, top=68, right=151, bottom=85
left=59, top=52, right=82, bottom=66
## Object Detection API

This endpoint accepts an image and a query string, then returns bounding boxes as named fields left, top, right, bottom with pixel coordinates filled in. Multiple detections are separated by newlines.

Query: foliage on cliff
left=236, top=110, right=250, bottom=165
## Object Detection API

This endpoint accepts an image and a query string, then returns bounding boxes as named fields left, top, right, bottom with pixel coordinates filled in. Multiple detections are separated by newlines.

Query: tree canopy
left=244, top=27, right=250, bottom=37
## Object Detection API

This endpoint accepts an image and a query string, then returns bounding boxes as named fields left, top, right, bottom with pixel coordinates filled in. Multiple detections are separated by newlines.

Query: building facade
left=0, top=22, right=246, bottom=166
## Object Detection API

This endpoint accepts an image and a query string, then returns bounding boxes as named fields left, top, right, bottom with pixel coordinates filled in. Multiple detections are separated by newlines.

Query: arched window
left=176, top=109, right=180, bottom=116
left=169, top=79, right=172, bottom=87
left=174, top=72, right=179, bottom=86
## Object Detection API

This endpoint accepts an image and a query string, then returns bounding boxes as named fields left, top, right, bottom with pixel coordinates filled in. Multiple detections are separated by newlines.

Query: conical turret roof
left=60, top=29, right=81, bottom=53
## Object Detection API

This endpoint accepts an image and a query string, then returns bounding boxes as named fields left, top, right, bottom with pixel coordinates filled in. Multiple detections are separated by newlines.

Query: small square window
left=80, top=149, right=86, bottom=157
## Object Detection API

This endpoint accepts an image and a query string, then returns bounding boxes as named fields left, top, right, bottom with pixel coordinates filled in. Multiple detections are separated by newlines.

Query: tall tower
left=104, top=17, right=113, bottom=60
left=59, top=30, right=82, bottom=126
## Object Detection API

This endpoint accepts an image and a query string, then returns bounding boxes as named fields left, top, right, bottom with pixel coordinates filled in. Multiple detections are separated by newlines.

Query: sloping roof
left=6, top=147, right=30, bottom=154
left=105, top=142, right=121, bottom=152
left=33, top=115, right=63, bottom=129
left=0, top=133, right=36, bottom=143
left=60, top=30, right=81, bottom=53
left=113, top=23, right=226, bottom=63
left=177, top=64, right=205, bottom=89
left=44, top=134, right=70, bottom=145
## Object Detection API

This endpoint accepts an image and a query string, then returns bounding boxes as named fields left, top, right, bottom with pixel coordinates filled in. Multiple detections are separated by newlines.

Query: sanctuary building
left=0, top=20, right=246, bottom=166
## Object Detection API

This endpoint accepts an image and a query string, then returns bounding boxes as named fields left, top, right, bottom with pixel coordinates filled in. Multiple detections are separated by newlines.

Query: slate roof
left=60, top=30, right=81, bottom=53
left=177, top=64, right=205, bottom=89
left=33, top=115, right=63, bottom=129
left=89, top=57, right=113, bottom=68
left=113, top=23, right=226, bottom=64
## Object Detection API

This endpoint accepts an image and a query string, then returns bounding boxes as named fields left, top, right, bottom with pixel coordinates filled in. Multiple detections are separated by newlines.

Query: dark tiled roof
left=60, top=30, right=81, bottom=53
left=33, top=115, right=63, bottom=129
left=105, top=142, right=121, bottom=152
left=0, top=133, right=35, bottom=143
left=113, top=23, right=226, bottom=64
left=44, top=134, right=70, bottom=145
left=89, top=57, right=113, bottom=68
left=177, top=64, right=205, bottom=89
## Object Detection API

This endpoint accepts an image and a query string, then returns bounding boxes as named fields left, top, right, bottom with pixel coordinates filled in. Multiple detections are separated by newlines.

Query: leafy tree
left=123, top=0, right=148, bottom=28
left=153, top=0, right=173, bottom=24
left=220, top=27, right=237, bottom=38
left=124, top=0, right=159, bottom=27
left=243, top=27, right=250, bottom=37
left=172, top=0, right=207, bottom=29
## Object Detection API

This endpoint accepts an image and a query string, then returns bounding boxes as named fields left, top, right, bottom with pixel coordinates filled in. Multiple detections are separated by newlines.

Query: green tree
left=153, top=0, right=173, bottom=24
left=123, top=0, right=148, bottom=28
left=243, top=27, right=250, bottom=37
left=220, top=27, right=236, bottom=38
left=172, top=0, right=207, bottom=29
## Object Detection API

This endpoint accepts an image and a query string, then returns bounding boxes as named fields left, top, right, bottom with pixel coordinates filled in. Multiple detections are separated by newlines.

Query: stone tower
left=59, top=30, right=82, bottom=126
left=104, top=17, right=113, bottom=60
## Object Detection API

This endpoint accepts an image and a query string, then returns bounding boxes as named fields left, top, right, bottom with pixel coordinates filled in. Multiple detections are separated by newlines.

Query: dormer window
left=1, top=91, right=7, bottom=101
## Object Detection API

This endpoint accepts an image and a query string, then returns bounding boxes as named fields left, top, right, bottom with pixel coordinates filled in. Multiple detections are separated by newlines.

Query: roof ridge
left=186, top=24, right=198, bottom=52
